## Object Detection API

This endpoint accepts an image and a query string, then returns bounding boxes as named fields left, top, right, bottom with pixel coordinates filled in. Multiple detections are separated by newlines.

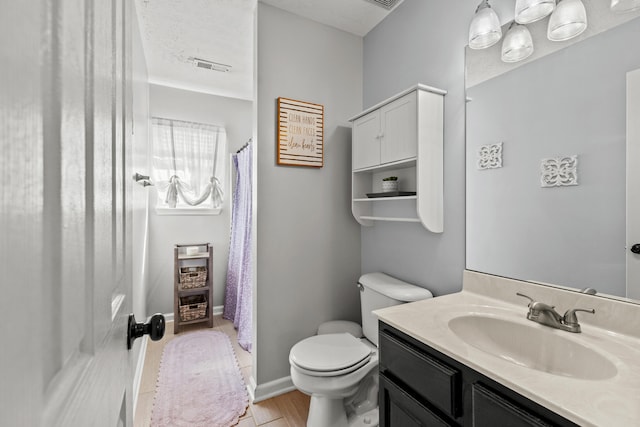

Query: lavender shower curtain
left=223, top=143, right=253, bottom=352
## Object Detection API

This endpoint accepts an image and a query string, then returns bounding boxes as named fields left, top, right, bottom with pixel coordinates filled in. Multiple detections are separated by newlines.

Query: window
left=151, top=117, right=227, bottom=213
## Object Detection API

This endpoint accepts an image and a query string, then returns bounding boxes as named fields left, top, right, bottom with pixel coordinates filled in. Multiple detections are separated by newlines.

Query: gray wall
left=147, top=84, right=252, bottom=314
left=466, top=18, right=640, bottom=296
left=256, top=4, right=363, bottom=389
left=361, top=0, right=470, bottom=296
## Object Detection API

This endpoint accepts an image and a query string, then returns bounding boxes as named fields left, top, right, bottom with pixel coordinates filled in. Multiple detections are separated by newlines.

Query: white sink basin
left=448, top=314, right=617, bottom=380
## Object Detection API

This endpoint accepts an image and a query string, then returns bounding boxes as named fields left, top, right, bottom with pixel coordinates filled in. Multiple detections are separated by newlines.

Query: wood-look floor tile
left=234, top=345, right=252, bottom=368
left=239, top=404, right=251, bottom=420
left=214, top=314, right=233, bottom=328
left=260, top=418, right=290, bottom=427
left=250, top=396, right=283, bottom=425
left=241, top=366, right=252, bottom=386
left=273, top=391, right=310, bottom=427
left=133, top=391, right=154, bottom=427
left=138, top=355, right=161, bottom=394
left=235, top=416, right=257, bottom=426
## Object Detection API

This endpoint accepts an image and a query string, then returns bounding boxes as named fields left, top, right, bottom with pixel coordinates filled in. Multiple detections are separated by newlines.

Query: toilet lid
left=290, top=333, right=372, bottom=374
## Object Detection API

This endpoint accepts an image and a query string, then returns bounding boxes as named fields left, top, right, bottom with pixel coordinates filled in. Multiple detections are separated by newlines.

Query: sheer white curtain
left=151, top=117, right=226, bottom=209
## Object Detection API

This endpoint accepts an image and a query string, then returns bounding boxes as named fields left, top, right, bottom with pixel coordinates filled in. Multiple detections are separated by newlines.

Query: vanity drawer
left=472, top=383, right=554, bottom=427
left=380, top=373, right=455, bottom=427
left=379, top=330, right=462, bottom=419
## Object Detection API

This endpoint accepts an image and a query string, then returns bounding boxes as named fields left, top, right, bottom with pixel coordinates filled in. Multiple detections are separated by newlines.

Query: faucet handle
left=563, top=308, right=595, bottom=325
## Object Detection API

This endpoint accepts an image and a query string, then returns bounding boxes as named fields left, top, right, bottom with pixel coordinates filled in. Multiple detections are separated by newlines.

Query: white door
left=627, top=68, right=640, bottom=300
left=1, top=0, right=136, bottom=425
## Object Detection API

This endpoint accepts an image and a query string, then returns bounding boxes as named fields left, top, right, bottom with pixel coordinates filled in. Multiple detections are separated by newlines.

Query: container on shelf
left=382, top=180, right=399, bottom=192
left=179, top=294, right=208, bottom=322
left=179, top=266, right=207, bottom=289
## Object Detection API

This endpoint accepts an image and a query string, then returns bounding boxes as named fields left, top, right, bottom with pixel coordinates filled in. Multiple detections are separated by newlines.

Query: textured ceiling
left=259, top=0, right=404, bottom=37
left=134, top=0, right=402, bottom=100
left=135, top=0, right=256, bottom=100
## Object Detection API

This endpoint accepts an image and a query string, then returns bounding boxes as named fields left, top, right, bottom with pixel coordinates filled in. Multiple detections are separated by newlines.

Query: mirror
left=465, top=3, right=640, bottom=301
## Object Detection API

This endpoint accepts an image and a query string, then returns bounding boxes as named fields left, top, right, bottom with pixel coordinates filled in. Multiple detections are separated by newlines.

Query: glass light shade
left=547, top=0, right=587, bottom=41
left=515, top=0, right=556, bottom=24
left=611, top=0, right=640, bottom=12
left=469, top=0, right=502, bottom=49
left=501, top=23, right=534, bottom=63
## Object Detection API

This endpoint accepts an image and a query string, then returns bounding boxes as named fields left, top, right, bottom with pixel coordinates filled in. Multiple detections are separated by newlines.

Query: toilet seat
left=290, top=333, right=372, bottom=377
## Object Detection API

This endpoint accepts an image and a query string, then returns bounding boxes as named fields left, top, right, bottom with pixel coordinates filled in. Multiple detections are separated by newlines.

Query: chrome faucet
left=516, top=293, right=595, bottom=333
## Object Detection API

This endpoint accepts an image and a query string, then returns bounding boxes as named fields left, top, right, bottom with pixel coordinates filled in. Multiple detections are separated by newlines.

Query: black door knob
left=127, top=313, right=165, bottom=350
left=632, top=244, right=640, bottom=254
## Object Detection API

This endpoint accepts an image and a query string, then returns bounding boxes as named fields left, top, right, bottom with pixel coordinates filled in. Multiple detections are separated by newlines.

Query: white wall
left=360, top=0, right=470, bottom=296
left=147, top=84, right=252, bottom=314
left=255, top=4, right=363, bottom=393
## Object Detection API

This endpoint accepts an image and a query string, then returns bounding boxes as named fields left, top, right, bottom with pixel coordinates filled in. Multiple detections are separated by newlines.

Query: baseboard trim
left=163, top=305, right=223, bottom=323
left=251, top=376, right=296, bottom=403
left=247, top=375, right=258, bottom=402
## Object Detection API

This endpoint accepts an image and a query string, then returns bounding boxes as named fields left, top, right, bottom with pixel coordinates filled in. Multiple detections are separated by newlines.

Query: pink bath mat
left=150, top=330, right=249, bottom=426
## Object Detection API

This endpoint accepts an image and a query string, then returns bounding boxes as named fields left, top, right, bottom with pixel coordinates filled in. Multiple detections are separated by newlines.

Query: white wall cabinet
left=349, top=84, right=446, bottom=233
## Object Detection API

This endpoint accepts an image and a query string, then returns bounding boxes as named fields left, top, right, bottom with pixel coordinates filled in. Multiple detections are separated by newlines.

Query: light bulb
left=469, top=0, right=502, bottom=49
left=548, top=0, right=587, bottom=42
left=515, top=0, right=556, bottom=24
left=501, top=22, right=534, bottom=63
left=610, top=0, right=640, bottom=13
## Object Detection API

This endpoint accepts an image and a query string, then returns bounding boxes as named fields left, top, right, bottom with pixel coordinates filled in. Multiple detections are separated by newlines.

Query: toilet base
left=307, top=395, right=348, bottom=427
left=307, top=396, right=379, bottom=427
left=348, top=407, right=379, bottom=427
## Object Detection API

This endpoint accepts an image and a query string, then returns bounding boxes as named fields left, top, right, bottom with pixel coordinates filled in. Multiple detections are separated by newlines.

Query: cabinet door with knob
left=380, top=92, right=417, bottom=164
left=352, top=92, right=417, bottom=170
left=352, top=109, right=381, bottom=170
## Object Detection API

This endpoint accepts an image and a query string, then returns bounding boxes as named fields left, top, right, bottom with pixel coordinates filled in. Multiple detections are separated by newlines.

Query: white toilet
left=289, top=272, right=433, bottom=427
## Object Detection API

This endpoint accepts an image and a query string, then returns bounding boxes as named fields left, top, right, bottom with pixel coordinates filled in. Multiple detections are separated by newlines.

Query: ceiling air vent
left=364, top=0, right=403, bottom=10
left=189, top=57, right=232, bottom=73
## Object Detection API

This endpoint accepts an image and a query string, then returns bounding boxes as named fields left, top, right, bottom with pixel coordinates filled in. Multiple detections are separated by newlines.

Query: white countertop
left=375, top=272, right=640, bottom=427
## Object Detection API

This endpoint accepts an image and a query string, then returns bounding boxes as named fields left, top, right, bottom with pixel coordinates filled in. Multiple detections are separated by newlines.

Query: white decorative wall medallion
left=540, top=155, right=578, bottom=187
left=477, top=142, right=503, bottom=170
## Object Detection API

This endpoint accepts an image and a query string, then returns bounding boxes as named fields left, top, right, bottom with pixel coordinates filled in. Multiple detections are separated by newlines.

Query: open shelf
left=353, top=158, right=417, bottom=173
left=177, top=252, right=210, bottom=260
left=359, top=216, right=421, bottom=223
left=354, top=196, right=418, bottom=202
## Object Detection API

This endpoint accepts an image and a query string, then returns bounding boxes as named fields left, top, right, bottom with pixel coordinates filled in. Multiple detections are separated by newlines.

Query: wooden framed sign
left=277, top=97, right=324, bottom=167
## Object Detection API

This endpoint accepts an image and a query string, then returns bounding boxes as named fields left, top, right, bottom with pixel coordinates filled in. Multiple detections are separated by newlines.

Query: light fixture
left=501, top=22, right=534, bottom=63
left=468, top=0, right=502, bottom=50
left=547, top=0, right=587, bottom=41
left=610, top=0, right=640, bottom=12
left=515, top=0, right=556, bottom=24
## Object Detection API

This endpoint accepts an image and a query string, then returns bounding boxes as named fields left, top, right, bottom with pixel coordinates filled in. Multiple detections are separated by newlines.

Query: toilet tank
left=359, top=272, right=433, bottom=346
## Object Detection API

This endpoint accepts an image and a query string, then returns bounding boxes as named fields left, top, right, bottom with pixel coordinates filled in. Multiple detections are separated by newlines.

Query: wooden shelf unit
left=173, top=243, right=214, bottom=334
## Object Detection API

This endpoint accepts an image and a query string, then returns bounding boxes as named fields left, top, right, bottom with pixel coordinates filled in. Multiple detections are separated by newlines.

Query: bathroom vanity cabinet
left=349, top=84, right=445, bottom=232
left=173, top=243, right=214, bottom=334
left=378, top=322, right=578, bottom=427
